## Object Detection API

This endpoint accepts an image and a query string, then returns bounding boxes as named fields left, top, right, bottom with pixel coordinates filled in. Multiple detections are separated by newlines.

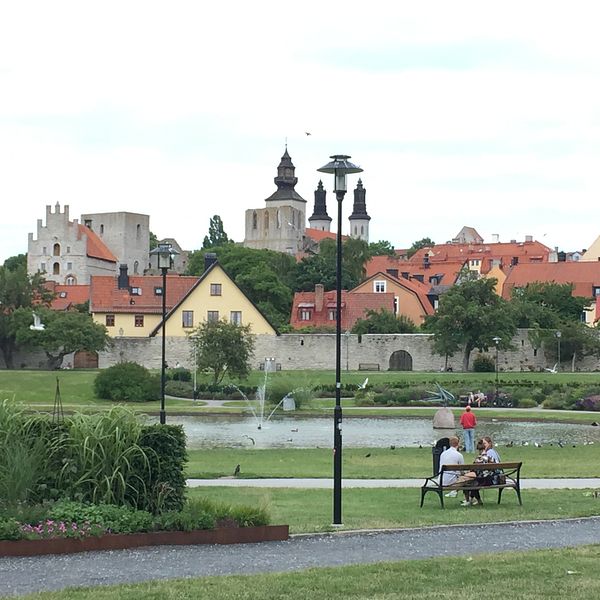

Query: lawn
left=11, top=545, right=600, bottom=599
left=186, top=444, right=600, bottom=479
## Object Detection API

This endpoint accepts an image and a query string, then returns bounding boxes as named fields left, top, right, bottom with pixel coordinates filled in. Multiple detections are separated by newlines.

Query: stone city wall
left=95, top=329, right=587, bottom=372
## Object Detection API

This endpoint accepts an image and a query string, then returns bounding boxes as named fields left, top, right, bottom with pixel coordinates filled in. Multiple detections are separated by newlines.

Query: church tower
left=348, top=179, right=371, bottom=242
left=244, top=148, right=307, bottom=254
left=307, top=180, right=332, bottom=232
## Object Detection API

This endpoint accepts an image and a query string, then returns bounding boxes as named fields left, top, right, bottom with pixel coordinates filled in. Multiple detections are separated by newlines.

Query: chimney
left=492, top=233, right=499, bottom=243
left=204, top=252, right=217, bottom=272
left=315, top=284, right=324, bottom=312
left=525, top=235, right=533, bottom=243
left=423, top=253, right=430, bottom=269
left=118, top=264, right=129, bottom=289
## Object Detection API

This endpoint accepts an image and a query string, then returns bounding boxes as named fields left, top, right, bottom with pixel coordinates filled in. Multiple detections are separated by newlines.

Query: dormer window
left=131, top=287, right=142, bottom=296
left=154, top=287, right=163, bottom=295
left=59, top=291, right=67, bottom=298
left=374, top=280, right=386, bottom=293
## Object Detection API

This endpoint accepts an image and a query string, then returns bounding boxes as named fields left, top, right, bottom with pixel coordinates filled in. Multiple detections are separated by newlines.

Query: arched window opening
left=53, top=243, right=60, bottom=256
left=134, top=260, right=139, bottom=274
left=264, top=211, right=269, bottom=229
left=252, top=211, right=257, bottom=229
left=136, top=224, right=141, bottom=239
left=53, top=262, right=60, bottom=275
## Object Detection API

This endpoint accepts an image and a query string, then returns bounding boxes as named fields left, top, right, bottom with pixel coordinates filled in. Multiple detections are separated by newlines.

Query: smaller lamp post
left=492, top=336, right=501, bottom=402
left=150, top=242, right=179, bottom=424
left=345, top=330, right=350, bottom=372
left=556, top=330, right=561, bottom=371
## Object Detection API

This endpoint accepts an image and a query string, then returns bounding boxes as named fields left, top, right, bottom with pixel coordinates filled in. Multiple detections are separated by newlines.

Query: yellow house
left=90, top=261, right=276, bottom=337
left=483, top=264, right=507, bottom=295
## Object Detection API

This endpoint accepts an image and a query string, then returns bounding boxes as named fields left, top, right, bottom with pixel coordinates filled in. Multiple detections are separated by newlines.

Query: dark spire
left=265, top=148, right=306, bottom=203
left=348, top=179, right=371, bottom=221
left=308, top=180, right=332, bottom=222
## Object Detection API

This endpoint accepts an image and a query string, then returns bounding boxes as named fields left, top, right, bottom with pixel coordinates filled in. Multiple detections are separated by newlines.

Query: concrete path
left=187, top=477, right=600, bottom=489
left=3, top=517, right=600, bottom=597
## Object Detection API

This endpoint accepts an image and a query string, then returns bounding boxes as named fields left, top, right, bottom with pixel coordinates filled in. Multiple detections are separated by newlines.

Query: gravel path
left=3, top=517, right=600, bottom=597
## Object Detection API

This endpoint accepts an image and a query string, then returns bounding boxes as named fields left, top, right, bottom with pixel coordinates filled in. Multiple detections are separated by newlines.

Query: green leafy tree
left=0, top=265, right=53, bottom=368
left=407, top=237, right=435, bottom=258
left=15, top=308, right=110, bottom=370
left=368, top=240, right=396, bottom=257
left=3, top=254, right=27, bottom=272
left=202, top=215, right=232, bottom=249
left=190, top=319, right=255, bottom=384
left=536, top=321, right=600, bottom=369
left=352, top=309, right=417, bottom=334
left=424, top=275, right=516, bottom=371
left=149, top=231, right=159, bottom=251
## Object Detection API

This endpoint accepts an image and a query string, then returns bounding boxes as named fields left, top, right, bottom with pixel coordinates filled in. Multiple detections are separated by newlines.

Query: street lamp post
left=556, top=331, right=561, bottom=371
left=318, top=154, right=362, bottom=526
left=150, top=243, right=179, bottom=425
left=493, top=337, right=501, bottom=403
left=345, top=330, right=350, bottom=372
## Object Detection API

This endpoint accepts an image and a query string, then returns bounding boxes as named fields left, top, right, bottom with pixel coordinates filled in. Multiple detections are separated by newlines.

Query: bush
left=516, top=398, right=538, bottom=408
left=0, top=517, right=21, bottom=540
left=165, top=380, right=194, bottom=398
left=167, top=367, right=191, bottom=382
left=575, top=395, right=600, bottom=411
left=94, top=362, right=160, bottom=402
left=472, top=355, right=495, bottom=372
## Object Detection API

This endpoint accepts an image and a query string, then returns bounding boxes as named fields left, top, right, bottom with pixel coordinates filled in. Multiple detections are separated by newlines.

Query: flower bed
left=0, top=524, right=289, bottom=557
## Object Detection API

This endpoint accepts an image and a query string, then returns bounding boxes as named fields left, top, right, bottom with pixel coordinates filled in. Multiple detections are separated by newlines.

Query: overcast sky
left=1, top=1, right=599, bottom=264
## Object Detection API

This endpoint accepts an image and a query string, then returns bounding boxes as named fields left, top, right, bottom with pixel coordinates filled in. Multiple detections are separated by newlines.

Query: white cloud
left=1, top=1, right=600, bottom=262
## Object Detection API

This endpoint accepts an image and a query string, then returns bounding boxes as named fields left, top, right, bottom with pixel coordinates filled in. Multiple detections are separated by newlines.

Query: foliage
left=472, top=354, right=495, bottom=372
left=352, top=309, right=417, bottom=334
left=186, top=245, right=294, bottom=329
left=149, top=230, right=159, bottom=250
left=202, top=215, right=233, bottom=248
left=2, top=253, right=27, bottom=272
left=167, top=366, right=192, bottom=382
left=93, top=362, right=160, bottom=402
left=406, top=237, right=435, bottom=258
left=190, top=496, right=270, bottom=527
left=0, top=264, right=53, bottom=368
left=137, top=424, right=187, bottom=513
left=424, top=275, right=516, bottom=371
left=574, top=395, right=600, bottom=411
left=0, top=517, right=21, bottom=540
left=14, top=307, right=110, bottom=369
left=165, top=380, right=194, bottom=398
left=190, top=319, right=255, bottom=384
left=368, top=240, right=396, bottom=257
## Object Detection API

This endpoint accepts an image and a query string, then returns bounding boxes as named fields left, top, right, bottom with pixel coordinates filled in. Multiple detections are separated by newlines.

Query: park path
left=187, top=477, right=600, bottom=489
left=3, top=517, right=600, bottom=597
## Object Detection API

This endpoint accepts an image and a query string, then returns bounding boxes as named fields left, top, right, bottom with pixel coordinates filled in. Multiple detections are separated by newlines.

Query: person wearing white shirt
left=439, top=436, right=465, bottom=485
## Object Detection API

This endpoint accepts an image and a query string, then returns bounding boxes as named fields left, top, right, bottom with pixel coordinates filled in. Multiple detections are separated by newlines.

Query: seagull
left=233, top=464, right=240, bottom=476
left=30, top=312, right=45, bottom=331
left=545, top=363, right=558, bottom=373
left=358, top=378, right=369, bottom=389
left=291, top=428, right=298, bottom=432
left=242, top=435, right=255, bottom=446
left=305, top=132, right=311, bottom=136
left=364, top=453, right=371, bottom=458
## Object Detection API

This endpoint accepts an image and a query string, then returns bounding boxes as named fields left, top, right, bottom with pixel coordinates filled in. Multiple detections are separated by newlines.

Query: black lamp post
left=556, top=330, right=561, bottom=371
left=318, top=154, right=363, bottom=526
left=150, top=242, right=178, bottom=424
left=493, top=336, right=501, bottom=402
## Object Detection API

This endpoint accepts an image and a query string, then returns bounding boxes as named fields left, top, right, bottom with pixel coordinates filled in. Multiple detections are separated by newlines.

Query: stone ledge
left=0, top=525, right=290, bottom=557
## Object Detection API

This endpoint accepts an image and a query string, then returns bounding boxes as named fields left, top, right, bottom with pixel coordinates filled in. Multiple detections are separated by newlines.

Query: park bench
left=420, top=462, right=523, bottom=508
left=358, top=363, right=380, bottom=371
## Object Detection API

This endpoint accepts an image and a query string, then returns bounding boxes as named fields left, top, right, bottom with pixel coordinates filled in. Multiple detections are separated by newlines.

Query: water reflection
left=170, top=415, right=600, bottom=449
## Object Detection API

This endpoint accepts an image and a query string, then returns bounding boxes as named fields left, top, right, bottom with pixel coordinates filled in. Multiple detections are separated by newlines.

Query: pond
left=170, top=415, right=600, bottom=449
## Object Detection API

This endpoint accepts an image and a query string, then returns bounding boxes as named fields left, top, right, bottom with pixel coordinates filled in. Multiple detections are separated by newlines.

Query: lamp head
left=317, top=155, right=363, bottom=192
left=151, top=242, right=179, bottom=270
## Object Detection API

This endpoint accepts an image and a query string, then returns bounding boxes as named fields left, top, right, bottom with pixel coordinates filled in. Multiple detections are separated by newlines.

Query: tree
left=352, top=309, right=417, bottom=334
left=149, top=231, right=159, bottom=251
left=424, top=275, right=516, bottom=371
left=190, top=319, right=255, bottom=384
left=14, top=308, right=110, bottom=370
left=368, top=240, right=396, bottom=257
left=407, top=237, right=435, bottom=258
left=0, top=265, right=53, bottom=368
left=202, top=215, right=232, bottom=249
left=3, top=254, right=27, bottom=272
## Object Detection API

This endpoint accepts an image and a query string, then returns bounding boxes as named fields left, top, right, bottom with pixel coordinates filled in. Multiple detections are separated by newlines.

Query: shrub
left=516, top=398, right=538, bottom=408
left=0, top=517, right=21, bottom=540
left=472, top=355, right=495, bottom=372
left=165, top=380, right=194, bottom=398
left=167, top=367, right=191, bottom=382
left=575, top=395, right=600, bottom=411
left=94, top=362, right=160, bottom=402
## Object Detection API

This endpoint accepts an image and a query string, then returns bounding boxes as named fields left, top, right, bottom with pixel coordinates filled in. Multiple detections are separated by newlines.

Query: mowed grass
left=187, top=486, right=600, bottom=533
left=12, top=545, right=600, bottom=599
left=186, top=444, right=600, bottom=479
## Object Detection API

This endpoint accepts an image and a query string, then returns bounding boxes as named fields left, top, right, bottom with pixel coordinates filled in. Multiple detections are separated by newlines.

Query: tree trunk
left=462, top=345, right=472, bottom=372
left=45, top=352, right=64, bottom=371
left=0, top=341, right=15, bottom=369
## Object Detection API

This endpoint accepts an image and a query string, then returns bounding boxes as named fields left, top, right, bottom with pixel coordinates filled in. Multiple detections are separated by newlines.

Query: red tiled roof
left=78, top=224, right=117, bottom=263
left=90, top=274, right=198, bottom=314
left=303, top=228, right=344, bottom=244
left=366, top=256, right=465, bottom=287
left=409, top=240, right=551, bottom=274
left=502, top=262, right=600, bottom=300
left=290, top=288, right=394, bottom=330
left=44, top=282, right=90, bottom=310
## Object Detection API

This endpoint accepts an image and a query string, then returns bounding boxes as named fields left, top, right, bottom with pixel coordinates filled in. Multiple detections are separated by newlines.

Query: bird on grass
left=545, top=363, right=558, bottom=374
left=242, top=434, right=255, bottom=446
left=364, top=453, right=371, bottom=458
left=233, top=464, right=240, bottom=476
